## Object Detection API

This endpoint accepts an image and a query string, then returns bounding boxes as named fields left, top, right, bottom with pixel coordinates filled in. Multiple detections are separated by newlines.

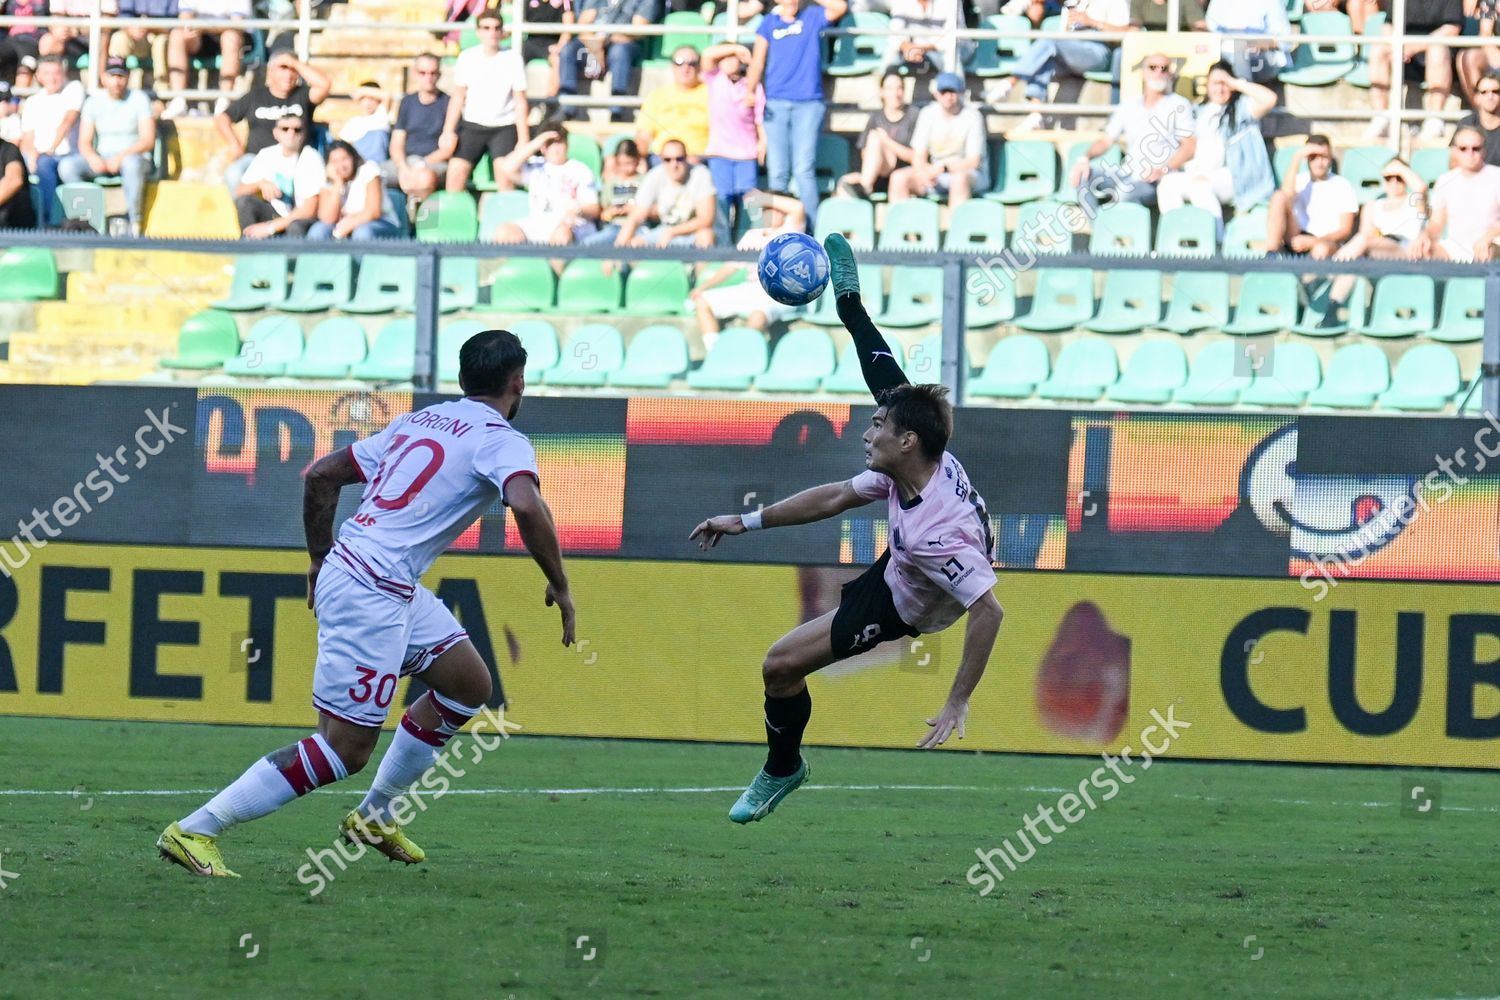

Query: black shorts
left=454, top=121, right=518, bottom=166
left=829, top=551, right=919, bottom=662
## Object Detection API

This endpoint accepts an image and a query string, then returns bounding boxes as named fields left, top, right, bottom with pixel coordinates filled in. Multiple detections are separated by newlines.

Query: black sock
left=763, top=688, right=812, bottom=777
left=836, top=293, right=911, bottom=402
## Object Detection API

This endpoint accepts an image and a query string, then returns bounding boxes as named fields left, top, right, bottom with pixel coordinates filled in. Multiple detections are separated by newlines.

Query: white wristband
left=741, top=509, right=764, bottom=531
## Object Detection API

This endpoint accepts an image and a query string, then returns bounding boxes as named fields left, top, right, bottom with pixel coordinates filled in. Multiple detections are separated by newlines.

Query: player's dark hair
left=459, top=329, right=528, bottom=397
left=880, top=383, right=951, bottom=462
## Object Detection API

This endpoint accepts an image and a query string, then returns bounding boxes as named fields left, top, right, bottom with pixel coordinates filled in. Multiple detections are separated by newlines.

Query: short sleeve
left=1334, top=176, right=1360, bottom=215
left=348, top=424, right=394, bottom=481
left=453, top=50, right=474, bottom=90
left=508, top=50, right=528, bottom=91
left=475, top=431, right=540, bottom=504
left=63, top=80, right=85, bottom=111
left=850, top=469, right=891, bottom=501
left=911, top=541, right=998, bottom=609
left=910, top=106, right=933, bottom=154
left=756, top=14, right=774, bottom=42
left=963, top=108, right=984, bottom=160
left=1103, top=105, right=1126, bottom=140
left=294, top=149, right=326, bottom=203
left=224, top=89, right=251, bottom=123
left=238, top=150, right=268, bottom=185
left=394, top=96, right=413, bottom=132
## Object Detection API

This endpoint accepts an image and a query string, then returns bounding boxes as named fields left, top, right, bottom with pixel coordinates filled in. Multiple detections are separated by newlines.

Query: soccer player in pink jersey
left=690, top=233, right=1004, bottom=823
left=157, top=329, right=576, bottom=877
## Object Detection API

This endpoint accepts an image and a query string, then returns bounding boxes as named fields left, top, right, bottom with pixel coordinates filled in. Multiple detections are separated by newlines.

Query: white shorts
left=311, top=560, right=468, bottom=727
left=700, top=280, right=800, bottom=322
left=519, top=211, right=595, bottom=243
left=1441, top=237, right=1476, bottom=263
left=179, top=0, right=251, bottom=17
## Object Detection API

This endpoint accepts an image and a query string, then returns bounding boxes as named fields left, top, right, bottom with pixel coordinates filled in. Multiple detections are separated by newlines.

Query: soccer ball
left=757, top=232, right=830, bottom=306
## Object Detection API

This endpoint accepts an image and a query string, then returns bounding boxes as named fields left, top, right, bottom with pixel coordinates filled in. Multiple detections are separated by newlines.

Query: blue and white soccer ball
left=757, top=232, right=830, bottom=306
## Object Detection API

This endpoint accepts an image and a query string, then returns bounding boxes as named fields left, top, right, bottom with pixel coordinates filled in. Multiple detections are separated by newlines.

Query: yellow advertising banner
left=1, top=543, right=1498, bottom=769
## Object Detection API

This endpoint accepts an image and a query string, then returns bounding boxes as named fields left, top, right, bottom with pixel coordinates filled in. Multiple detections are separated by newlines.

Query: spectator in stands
left=1365, top=0, right=1462, bottom=139
left=338, top=81, right=392, bottom=165
left=38, top=0, right=89, bottom=78
left=1334, top=157, right=1428, bottom=262
left=306, top=140, right=401, bottom=240
left=1419, top=125, right=1500, bottom=261
left=613, top=137, right=720, bottom=246
left=442, top=9, right=530, bottom=193
left=1204, top=0, right=1290, bottom=83
left=883, top=0, right=967, bottom=79
left=216, top=49, right=332, bottom=194
left=0, top=0, right=49, bottom=88
left=1458, top=1, right=1500, bottom=108
left=1156, top=60, right=1275, bottom=233
left=997, top=0, right=1060, bottom=27
left=636, top=45, right=710, bottom=160
left=492, top=129, right=600, bottom=245
left=744, top=0, right=848, bottom=228
left=389, top=54, right=452, bottom=203
left=519, top=0, right=574, bottom=100
left=0, top=132, right=36, bottom=228
left=836, top=72, right=915, bottom=199
left=703, top=42, right=765, bottom=232
left=558, top=0, right=658, bottom=122
left=691, top=189, right=807, bottom=342
left=1127, top=0, right=1204, bottom=32
left=888, top=72, right=987, bottom=206
left=16, top=55, right=82, bottom=227
left=582, top=135, right=644, bottom=244
left=58, top=57, right=154, bottom=235
left=1458, top=70, right=1500, bottom=166
left=988, top=0, right=1130, bottom=130
left=111, top=0, right=178, bottom=94
left=234, top=112, right=322, bottom=238
left=1264, top=135, right=1359, bottom=257
left=0, top=83, right=17, bottom=143
left=163, top=0, right=249, bottom=118
left=1070, top=52, right=1193, bottom=211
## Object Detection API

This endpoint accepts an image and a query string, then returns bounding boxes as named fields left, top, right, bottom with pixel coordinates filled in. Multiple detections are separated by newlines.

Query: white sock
left=358, top=693, right=478, bottom=824
left=180, top=734, right=349, bottom=837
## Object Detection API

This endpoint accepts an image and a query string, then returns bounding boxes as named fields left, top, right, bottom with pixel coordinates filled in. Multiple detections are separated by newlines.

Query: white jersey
left=335, top=397, right=538, bottom=600
left=851, top=451, right=997, bottom=632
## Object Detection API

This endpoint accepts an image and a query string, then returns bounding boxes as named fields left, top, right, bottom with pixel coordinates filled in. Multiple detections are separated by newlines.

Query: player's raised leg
left=823, top=232, right=911, bottom=401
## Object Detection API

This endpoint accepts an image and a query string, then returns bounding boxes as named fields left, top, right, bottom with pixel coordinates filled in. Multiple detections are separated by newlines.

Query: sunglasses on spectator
left=1144, top=62, right=1170, bottom=71
left=277, top=124, right=304, bottom=133
left=673, top=57, right=700, bottom=67
left=660, top=155, right=687, bottom=163
left=415, top=68, right=439, bottom=76
left=1381, top=174, right=1404, bottom=182
left=1457, top=144, right=1484, bottom=152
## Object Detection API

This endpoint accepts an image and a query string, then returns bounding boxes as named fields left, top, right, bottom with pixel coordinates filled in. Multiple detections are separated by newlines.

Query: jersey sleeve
left=912, top=539, right=997, bottom=609
left=347, top=421, right=397, bottom=482
left=474, top=430, right=540, bottom=505
left=849, top=469, right=891, bottom=501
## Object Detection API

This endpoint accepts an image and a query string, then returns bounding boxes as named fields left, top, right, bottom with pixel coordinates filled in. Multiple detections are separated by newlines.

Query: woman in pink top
left=702, top=42, right=765, bottom=234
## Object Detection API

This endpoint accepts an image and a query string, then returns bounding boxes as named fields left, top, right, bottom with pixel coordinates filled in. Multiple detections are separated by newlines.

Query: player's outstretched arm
left=505, top=475, right=577, bottom=647
left=303, top=447, right=364, bottom=608
left=918, top=590, right=1003, bottom=749
left=690, top=479, right=872, bottom=549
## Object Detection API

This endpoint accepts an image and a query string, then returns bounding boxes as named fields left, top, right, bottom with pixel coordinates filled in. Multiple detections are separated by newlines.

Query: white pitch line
left=0, top=784, right=983, bottom=798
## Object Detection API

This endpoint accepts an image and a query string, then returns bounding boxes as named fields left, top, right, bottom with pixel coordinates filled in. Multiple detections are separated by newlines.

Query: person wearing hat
left=888, top=73, right=988, bottom=207
left=57, top=56, right=155, bottom=235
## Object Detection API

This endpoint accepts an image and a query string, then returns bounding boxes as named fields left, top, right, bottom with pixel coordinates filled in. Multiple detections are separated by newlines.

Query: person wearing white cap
left=888, top=73, right=988, bottom=207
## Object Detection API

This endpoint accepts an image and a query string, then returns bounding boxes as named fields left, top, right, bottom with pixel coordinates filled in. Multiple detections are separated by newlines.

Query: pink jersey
left=333, top=397, right=538, bottom=600
left=851, top=452, right=997, bottom=632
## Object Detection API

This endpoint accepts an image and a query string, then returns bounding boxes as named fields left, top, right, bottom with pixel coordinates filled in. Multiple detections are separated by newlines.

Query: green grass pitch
left=1, top=716, right=1495, bottom=999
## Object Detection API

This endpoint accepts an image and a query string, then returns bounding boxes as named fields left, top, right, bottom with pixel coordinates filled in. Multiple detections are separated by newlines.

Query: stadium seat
left=1014, top=268, right=1094, bottom=333
left=1223, top=272, right=1299, bottom=336
left=1155, top=206, right=1218, bottom=257
left=546, top=323, right=625, bottom=386
left=968, top=334, right=1049, bottom=399
left=828, top=11, right=889, bottom=76
left=805, top=264, right=882, bottom=324
left=813, top=134, right=852, bottom=196
left=1338, top=145, right=1390, bottom=204
left=608, top=325, right=691, bottom=387
left=1379, top=344, right=1461, bottom=411
left=351, top=318, right=416, bottom=381
left=879, top=199, right=940, bottom=251
left=645, top=10, right=715, bottom=66
left=279, top=254, right=353, bottom=312
left=1285, top=0, right=1305, bottom=21
left=511, top=319, right=560, bottom=381
left=415, top=191, right=479, bottom=242
left=1342, top=10, right=1386, bottom=88
left=1221, top=206, right=1270, bottom=256
left=142, top=181, right=240, bottom=238
left=1154, top=271, right=1229, bottom=334
left=1357, top=274, right=1434, bottom=338
left=813, top=196, right=876, bottom=249
left=1056, top=142, right=1121, bottom=202
left=484, top=257, right=557, bottom=312
left=967, top=14, right=1031, bottom=77
left=568, top=133, right=604, bottom=178
left=1411, top=146, right=1449, bottom=188
left=686, top=326, right=769, bottom=389
left=478, top=190, right=531, bottom=237
left=1035, top=338, right=1118, bottom=401
left=1106, top=340, right=1188, bottom=404
left=55, top=182, right=105, bottom=233
left=966, top=266, right=1017, bottom=328
left=223, top=315, right=303, bottom=376
left=904, top=333, right=945, bottom=382
left=1088, top=202, right=1152, bottom=256
left=1430, top=278, right=1483, bottom=343
left=1012, top=199, right=1076, bottom=255
left=877, top=266, right=943, bottom=327
left=1292, top=277, right=1367, bottom=336
left=343, top=256, right=415, bottom=315
left=161, top=310, right=242, bottom=369
left=215, top=255, right=289, bottom=311
left=472, top=153, right=497, bottom=192
left=1173, top=341, right=1253, bottom=405
left=988, top=140, right=1059, bottom=205
left=438, top=319, right=487, bottom=382
left=755, top=328, right=837, bottom=392
left=824, top=341, right=899, bottom=393
left=622, top=260, right=692, bottom=316
left=1307, top=343, right=1390, bottom=408
left=439, top=257, right=480, bottom=313
left=944, top=199, right=1007, bottom=252
left=1238, top=341, right=1323, bottom=406
left=1085, top=270, right=1162, bottom=334
left=554, top=260, right=623, bottom=313
left=711, top=9, right=762, bottom=34
left=1277, top=12, right=1356, bottom=86
left=0, top=247, right=58, bottom=300
left=1272, top=145, right=1302, bottom=188
left=283, top=317, right=368, bottom=378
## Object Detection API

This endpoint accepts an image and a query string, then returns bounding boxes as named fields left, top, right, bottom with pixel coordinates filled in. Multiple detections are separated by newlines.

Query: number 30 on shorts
left=348, top=665, right=398, bottom=708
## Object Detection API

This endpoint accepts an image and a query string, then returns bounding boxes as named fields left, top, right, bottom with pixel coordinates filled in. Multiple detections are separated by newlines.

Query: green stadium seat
left=1035, top=338, right=1118, bottom=401
left=1057, top=142, right=1121, bottom=202
left=645, top=10, right=715, bottom=66
left=1173, top=341, right=1253, bottom=405
left=567, top=133, right=604, bottom=179
left=284, top=317, right=368, bottom=378
left=215, top=254, right=289, bottom=311
left=352, top=319, right=416, bottom=381
left=1155, top=206, right=1218, bottom=257
left=511, top=319, right=560, bottom=380
left=711, top=10, right=762, bottom=37
left=967, top=14, right=1031, bottom=77
left=223, top=315, right=303, bottom=376
left=161, top=310, right=242, bottom=369
left=828, top=11, right=889, bottom=76
left=1278, top=12, right=1356, bottom=86
left=1430, top=278, right=1483, bottom=343
left=824, top=341, right=900, bottom=393
left=1379, top=344, right=1461, bottom=411
left=1411, top=146, right=1449, bottom=188
left=415, top=191, right=479, bottom=242
left=904, top=333, right=945, bottom=382
left=1357, top=273, right=1434, bottom=338
left=55, top=182, right=106, bottom=233
left=342, top=255, right=414, bottom=315
left=1292, top=277, right=1368, bottom=336
left=813, top=134, right=851, bottom=196
left=554, top=260, right=623, bottom=313
left=1285, top=0, right=1305, bottom=21
left=967, top=266, right=1016, bottom=328
left=484, top=257, right=557, bottom=312
left=1272, top=145, right=1302, bottom=188
left=686, top=326, right=769, bottom=389
left=756, top=328, right=837, bottom=392
left=623, top=260, right=692, bottom=316
left=805, top=264, right=882, bottom=325
left=547, top=323, right=625, bottom=386
left=1013, top=199, right=1077, bottom=255
left=1343, top=11, right=1386, bottom=88
left=1088, top=203, right=1152, bottom=256
left=968, top=334, right=1048, bottom=399
left=989, top=140, right=1059, bottom=205
left=877, top=266, right=943, bottom=327
left=608, top=324, right=691, bottom=387
left=1224, top=272, right=1299, bottom=336
left=1014, top=268, right=1094, bottom=333
left=879, top=199, right=941, bottom=251
left=1106, top=340, right=1188, bottom=403
left=439, top=319, right=487, bottom=382
left=1222, top=206, right=1270, bottom=257
left=0, top=247, right=58, bottom=300
left=1239, top=342, right=1323, bottom=406
left=280, top=255, right=353, bottom=312
left=1154, top=271, right=1230, bottom=334
left=1085, top=270, right=1162, bottom=334
left=1307, top=343, right=1390, bottom=408
left=1338, top=145, right=1390, bottom=205
left=472, top=153, right=496, bottom=192
left=813, top=196, right=876, bottom=249
left=944, top=199, right=1007, bottom=252
left=479, top=191, right=532, bottom=238
left=439, top=257, right=480, bottom=313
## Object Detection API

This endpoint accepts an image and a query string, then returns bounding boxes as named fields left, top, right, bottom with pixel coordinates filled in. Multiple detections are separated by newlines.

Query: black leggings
left=835, top=291, right=910, bottom=404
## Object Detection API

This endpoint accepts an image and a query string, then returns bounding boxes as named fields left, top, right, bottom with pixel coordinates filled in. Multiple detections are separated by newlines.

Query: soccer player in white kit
left=690, top=234, right=1004, bottom=823
left=157, top=329, right=576, bottom=877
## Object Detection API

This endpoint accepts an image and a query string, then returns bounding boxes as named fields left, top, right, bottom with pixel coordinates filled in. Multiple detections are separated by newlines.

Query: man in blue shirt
left=559, top=0, right=659, bottom=122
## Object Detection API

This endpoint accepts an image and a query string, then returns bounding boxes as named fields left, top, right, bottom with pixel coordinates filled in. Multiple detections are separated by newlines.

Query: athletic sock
left=763, top=688, right=812, bottom=777
left=357, top=691, right=479, bottom=825
left=179, top=734, right=348, bottom=837
left=835, top=292, right=910, bottom=400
